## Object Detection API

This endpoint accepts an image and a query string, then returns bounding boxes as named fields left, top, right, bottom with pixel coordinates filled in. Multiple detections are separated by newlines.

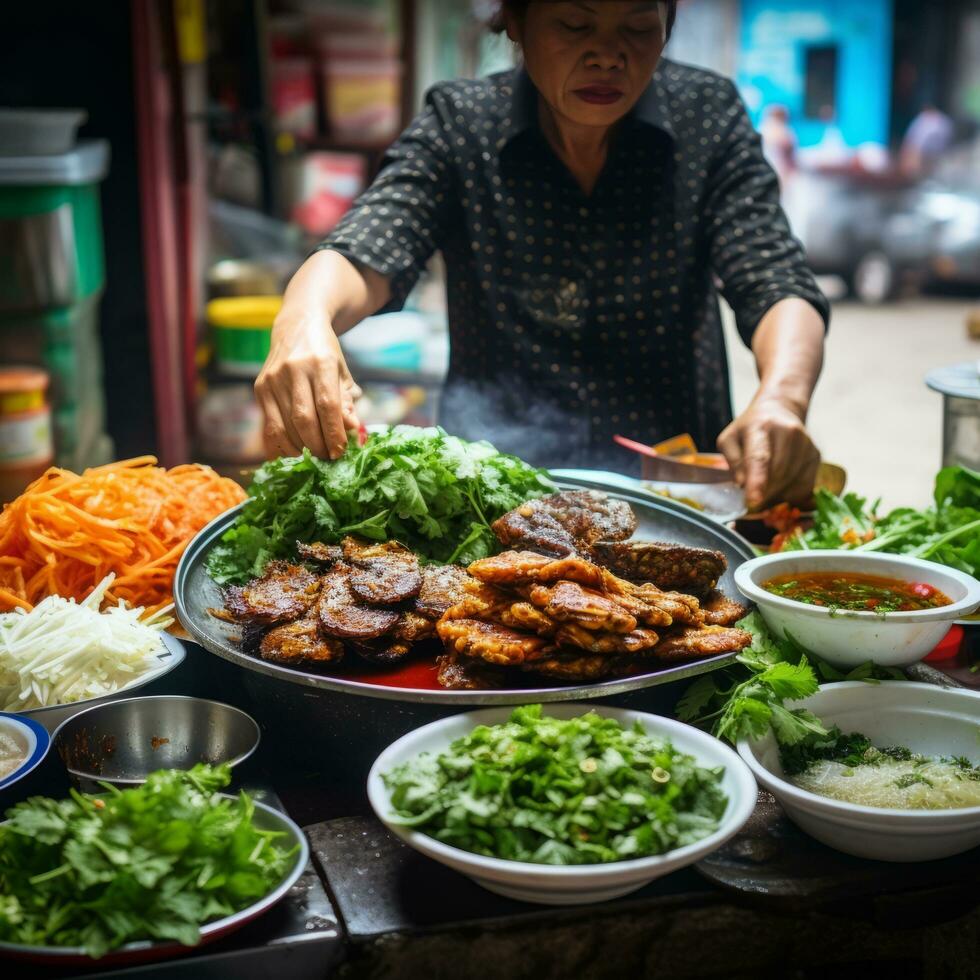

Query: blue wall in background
left=736, top=0, right=894, bottom=149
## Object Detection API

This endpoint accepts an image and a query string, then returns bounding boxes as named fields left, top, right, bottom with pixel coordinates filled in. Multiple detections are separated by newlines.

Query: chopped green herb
left=383, top=705, right=728, bottom=865
left=0, top=765, right=295, bottom=958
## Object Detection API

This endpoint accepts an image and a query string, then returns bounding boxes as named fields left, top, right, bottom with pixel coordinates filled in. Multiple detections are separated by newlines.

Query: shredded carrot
left=0, top=457, right=245, bottom=617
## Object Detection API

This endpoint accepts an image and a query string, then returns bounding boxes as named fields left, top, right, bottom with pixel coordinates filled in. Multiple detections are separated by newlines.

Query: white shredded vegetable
left=0, top=575, right=173, bottom=711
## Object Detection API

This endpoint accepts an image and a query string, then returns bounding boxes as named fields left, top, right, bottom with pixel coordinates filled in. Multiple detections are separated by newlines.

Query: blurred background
left=0, top=0, right=977, bottom=508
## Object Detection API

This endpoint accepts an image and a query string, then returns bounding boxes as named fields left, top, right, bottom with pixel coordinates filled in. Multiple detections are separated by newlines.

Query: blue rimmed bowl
left=0, top=712, right=51, bottom=791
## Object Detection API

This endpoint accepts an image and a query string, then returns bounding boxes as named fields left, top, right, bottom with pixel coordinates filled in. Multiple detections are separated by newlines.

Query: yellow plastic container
left=207, top=296, right=282, bottom=378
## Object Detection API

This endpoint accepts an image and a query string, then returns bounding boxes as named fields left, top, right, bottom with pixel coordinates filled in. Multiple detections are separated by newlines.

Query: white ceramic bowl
left=368, top=704, right=757, bottom=905
left=738, top=681, right=980, bottom=862
left=0, top=712, right=51, bottom=791
left=734, top=551, right=980, bottom=670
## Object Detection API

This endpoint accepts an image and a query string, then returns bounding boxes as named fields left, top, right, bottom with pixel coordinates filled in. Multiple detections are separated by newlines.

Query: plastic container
left=270, top=57, right=317, bottom=139
left=207, top=296, right=282, bottom=377
left=0, top=366, right=52, bottom=503
left=197, top=384, right=265, bottom=464
left=0, top=109, right=87, bottom=156
left=321, top=59, right=401, bottom=141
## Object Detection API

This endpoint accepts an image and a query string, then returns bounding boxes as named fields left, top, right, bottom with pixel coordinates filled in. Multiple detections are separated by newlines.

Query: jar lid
left=0, top=366, right=49, bottom=394
left=206, top=296, right=282, bottom=329
left=926, top=362, right=980, bottom=400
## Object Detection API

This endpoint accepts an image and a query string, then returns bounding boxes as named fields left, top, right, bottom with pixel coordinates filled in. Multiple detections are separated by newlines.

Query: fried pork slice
left=527, top=581, right=636, bottom=634
left=612, top=579, right=704, bottom=628
left=317, top=564, right=400, bottom=640
left=594, top=579, right=675, bottom=629
left=468, top=551, right=605, bottom=589
left=498, top=601, right=559, bottom=637
left=413, top=564, right=474, bottom=620
left=352, top=639, right=413, bottom=665
left=654, top=625, right=752, bottom=663
left=224, top=561, right=321, bottom=624
left=468, top=551, right=555, bottom=585
left=592, top=541, right=726, bottom=597
left=259, top=617, right=344, bottom=666
left=436, top=618, right=549, bottom=667
left=492, top=490, right=637, bottom=557
left=441, top=583, right=514, bottom=622
left=436, top=651, right=505, bottom=690
left=296, top=541, right=343, bottom=565
left=342, top=536, right=423, bottom=605
left=553, top=623, right=659, bottom=655
left=700, top=590, right=749, bottom=627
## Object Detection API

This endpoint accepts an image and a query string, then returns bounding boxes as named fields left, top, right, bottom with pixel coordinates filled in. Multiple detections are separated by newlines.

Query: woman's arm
left=704, top=80, right=829, bottom=508
left=254, top=94, right=456, bottom=460
left=717, top=297, right=825, bottom=510
left=255, top=251, right=390, bottom=460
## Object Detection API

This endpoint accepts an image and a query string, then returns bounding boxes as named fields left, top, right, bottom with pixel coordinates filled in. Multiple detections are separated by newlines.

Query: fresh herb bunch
left=0, top=765, right=295, bottom=958
left=383, top=704, right=728, bottom=865
left=778, top=466, right=980, bottom=578
left=206, top=426, right=554, bottom=585
left=676, top=612, right=904, bottom=746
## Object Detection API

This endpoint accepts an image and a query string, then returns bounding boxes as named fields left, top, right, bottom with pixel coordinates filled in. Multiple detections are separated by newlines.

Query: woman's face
left=507, top=2, right=668, bottom=129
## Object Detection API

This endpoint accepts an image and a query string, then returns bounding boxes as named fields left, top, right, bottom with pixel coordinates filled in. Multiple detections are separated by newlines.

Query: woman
left=257, top=0, right=828, bottom=510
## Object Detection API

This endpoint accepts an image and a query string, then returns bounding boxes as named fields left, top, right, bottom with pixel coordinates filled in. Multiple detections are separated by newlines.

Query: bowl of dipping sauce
left=0, top=712, right=50, bottom=791
left=734, top=551, right=980, bottom=670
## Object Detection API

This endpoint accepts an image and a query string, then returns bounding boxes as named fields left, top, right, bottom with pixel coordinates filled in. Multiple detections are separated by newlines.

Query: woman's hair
left=488, top=1, right=679, bottom=38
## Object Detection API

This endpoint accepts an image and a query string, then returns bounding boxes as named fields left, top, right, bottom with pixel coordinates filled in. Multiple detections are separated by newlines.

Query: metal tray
left=175, top=475, right=754, bottom=706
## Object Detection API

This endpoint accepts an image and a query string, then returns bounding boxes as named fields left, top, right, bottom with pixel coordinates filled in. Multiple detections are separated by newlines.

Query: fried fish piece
left=224, top=561, right=321, bottom=624
left=342, top=536, right=423, bottom=605
left=592, top=541, right=726, bottom=597
left=317, top=564, right=400, bottom=640
left=259, top=617, right=344, bottom=666
left=441, top=583, right=514, bottom=622
left=700, top=590, right=750, bottom=627
left=553, top=623, right=659, bottom=654
left=527, top=581, right=637, bottom=634
left=435, top=651, right=505, bottom=690
left=654, top=625, right=752, bottom=663
left=413, top=564, right=474, bottom=619
left=296, top=541, right=343, bottom=565
left=609, top=578, right=704, bottom=627
left=492, top=490, right=637, bottom=557
left=436, top=618, right=549, bottom=666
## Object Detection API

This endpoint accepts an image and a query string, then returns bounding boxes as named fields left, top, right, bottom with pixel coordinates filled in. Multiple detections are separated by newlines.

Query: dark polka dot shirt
left=318, top=61, right=830, bottom=473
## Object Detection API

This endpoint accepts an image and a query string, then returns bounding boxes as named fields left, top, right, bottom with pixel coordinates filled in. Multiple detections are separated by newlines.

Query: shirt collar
left=497, top=66, right=676, bottom=151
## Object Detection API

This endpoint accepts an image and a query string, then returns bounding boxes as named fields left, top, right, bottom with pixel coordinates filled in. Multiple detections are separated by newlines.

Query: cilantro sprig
left=0, top=765, right=295, bottom=958
left=206, top=426, right=554, bottom=585
left=676, top=612, right=904, bottom=745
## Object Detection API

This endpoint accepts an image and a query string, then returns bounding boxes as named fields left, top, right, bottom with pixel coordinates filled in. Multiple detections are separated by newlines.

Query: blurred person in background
left=900, top=104, right=955, bottom=177
left=760, top=104, right=797, bottom=189
left=256, top=0, right=829, bottom=510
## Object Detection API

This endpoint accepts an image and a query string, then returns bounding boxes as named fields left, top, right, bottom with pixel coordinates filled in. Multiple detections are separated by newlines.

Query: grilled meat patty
left=317, top=564, right=401, bottom=640
left=413, top=563, right=474, bottom=619
left=342, top=536, right=423, bottom=605
left=259, top=617, right=345, bottom=665
left=224, top=561, right=320, bottom=624
left=492, top=490, right=637, bottom=557
left=655, top=625, right=752, bottom=662
left=296, top=541, right=343, bottom=565
left=436, top=651, right=505, bottom=690
left=436, top=617, right=551, bottom=667
left=700, top=590, right=750, bottom=627
left=592, top=541, right=726, bottom=597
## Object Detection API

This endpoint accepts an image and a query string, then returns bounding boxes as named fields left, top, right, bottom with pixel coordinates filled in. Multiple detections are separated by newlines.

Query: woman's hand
left=255, top=306, right=362, bottom=460
left=718, top=395, right=820, bottom=512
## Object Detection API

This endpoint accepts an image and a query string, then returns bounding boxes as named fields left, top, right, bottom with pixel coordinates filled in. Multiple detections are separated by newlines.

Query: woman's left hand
left=717, top=395, right=820, bottom=512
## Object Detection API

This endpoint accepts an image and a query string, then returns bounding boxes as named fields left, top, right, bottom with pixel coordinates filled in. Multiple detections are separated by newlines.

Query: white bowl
left=734, top=551, right=980, bottom=670
left=368, top=704, right=757, bottom=905
left=0, top=712, right=51, bottom=791
left=738, top=681, right=980, bottom=862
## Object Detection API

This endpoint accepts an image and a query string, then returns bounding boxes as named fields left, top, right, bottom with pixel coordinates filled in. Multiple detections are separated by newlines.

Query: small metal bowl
left=53, top=695, right=260, bottom=792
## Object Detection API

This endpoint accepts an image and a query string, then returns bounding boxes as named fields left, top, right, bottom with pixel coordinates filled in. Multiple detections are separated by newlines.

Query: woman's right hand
left=255, top=305, right=362, bottom=460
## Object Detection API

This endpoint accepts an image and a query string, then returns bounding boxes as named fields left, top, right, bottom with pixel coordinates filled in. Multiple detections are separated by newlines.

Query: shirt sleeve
left=704, top=80, right=830, bottom=345
left=314, top=95, right=456, bottom=313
